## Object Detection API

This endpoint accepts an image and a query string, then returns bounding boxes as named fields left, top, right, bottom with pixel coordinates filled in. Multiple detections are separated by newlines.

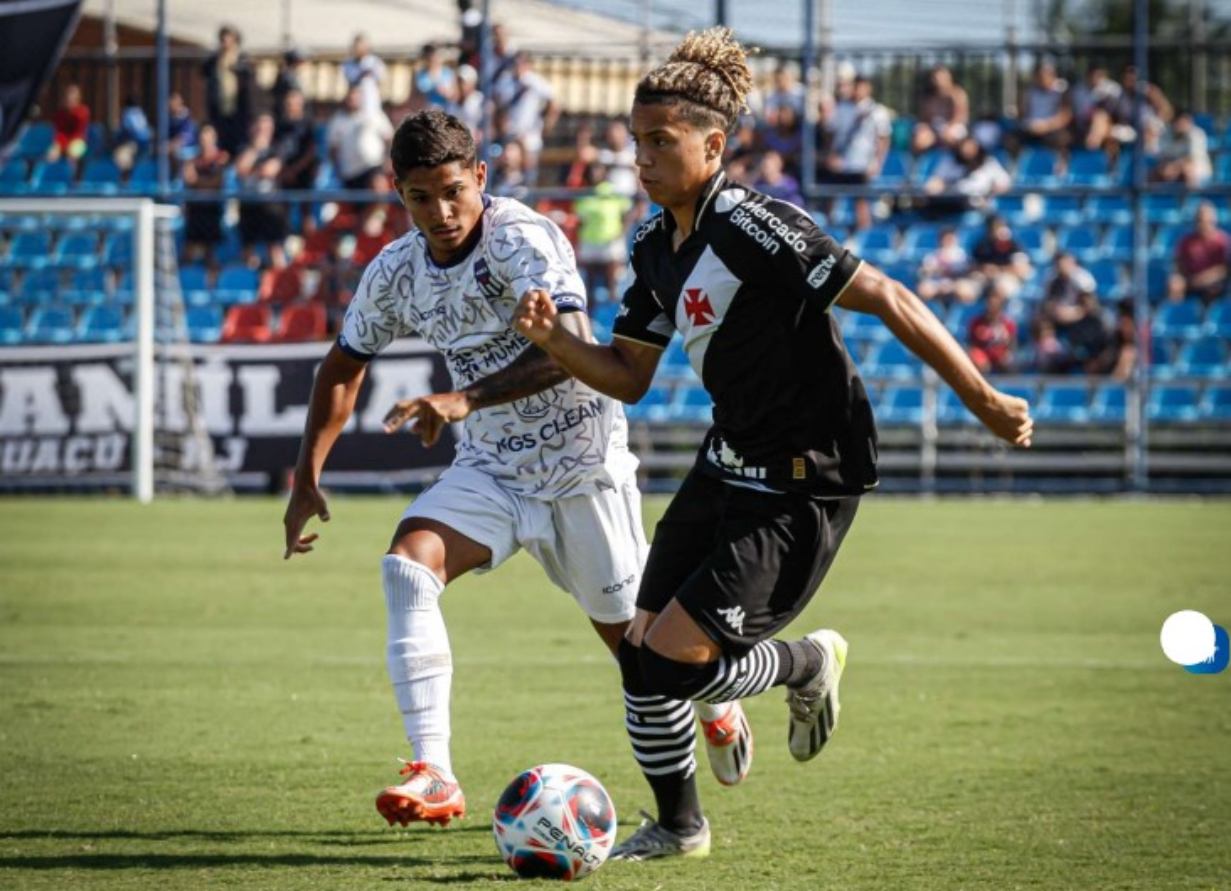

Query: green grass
left=1, top=496, right=1229, bottom=890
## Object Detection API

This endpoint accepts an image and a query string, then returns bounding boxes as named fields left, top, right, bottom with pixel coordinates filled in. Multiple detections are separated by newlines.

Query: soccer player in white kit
left=282, top=109, right=747, bottom=828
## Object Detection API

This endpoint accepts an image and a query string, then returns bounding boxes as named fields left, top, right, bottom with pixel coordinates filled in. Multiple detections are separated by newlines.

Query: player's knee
left=381, top=554, right=444, bottom=610
left=638, top=644, right=715, bottom=701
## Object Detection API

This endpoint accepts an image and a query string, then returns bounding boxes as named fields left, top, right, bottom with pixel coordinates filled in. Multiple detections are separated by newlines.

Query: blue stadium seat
left=1102, top=225, right=1133, bottom=263
left=0, top=305, right=24, bottom=345
left=1204, top=299, right=1231, bottom=338
left=992, top=194, right=1033, bottom=226
left=880, top=261, right=917, bottom=291
left=874, top=150, right=910, bottom=187
left=77, top=305, right=126, bottom=343
left=1014, top=225, right=1050, bottom=266
left=1144, top=193, right=1183, bottom=226
left=1090, top=383, right=1127, bottom=424
left=1043, top=195, right=1085, bottom=227
left=14, top=122, right=54, bottom=161
left=945, top=303, right=981, bottom=342
left=65, top=267, right=109, bottom=306
left=911, top=150, right=947, bottom=187
left=591, top=301, right=620, bottom=332
left=0, top=159, right=29, bottom=195
left=1154, top=299, right=1205, bottom=340
left=1176, top=336, right=1228, bottom=378
left=899, top=224, right=942, bottom=264
left=1216, top=154, right=1231, bottom=185
left=29, top=160, right=73, bottom=194
left=126, top=159, right=160, bottom=193
left=1150, top=224, right=1185, bottom=260
left=865, top=339, right=922, bottom=380
left=1086, top=194, right=1132, bottom=226
left=840, top=310, right=892, bottom=346
left=17, top=268, right=60, bottom=305
left=1057, top=227, right=1101, bottom=265
left=1199, top=385, right=1231, bottom=421
left=879, top=386, right=924, bottom=424
left=86, top=122, right=109, bottom=159
left=53, top=232, right=99, bottom=270
left=1087, top=259, right=1124, bottom=298
left=186, top=305, right=224, bottom=343
left=25, top=305, right=75, bottom=343
left=1146, top=259, right=1172, bottom=303
left=80, top=159, right=122, bottom=194
left=1015, top=147, right=1059, bottom=186
left=624, top=385, right=672, bottom=423
left=1036, top=384, right=1091, bottom=424
left=658, top=338, right=690, bottom=378
left=851, top=224, right=898, bottom=265
left=103, top=232, right=133, bottom=267
left=1147, top=385, right=1200, bottom=422
left=1065, top=150, right=1110, bottom=187
left=1150, top=338, right=1176, bottom=379
left=938, top=388, right=975, bottom=425
left=7, top=231, right=52, bottom=270
left=827, top=198, right=855, bottom=229
left=674, top=386, right=713, bottom=423
left=215, top=265, right=259, bottom=306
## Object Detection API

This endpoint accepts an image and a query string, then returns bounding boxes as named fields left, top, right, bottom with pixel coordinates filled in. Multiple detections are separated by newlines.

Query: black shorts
left=638, top=469, right=859, bottom=658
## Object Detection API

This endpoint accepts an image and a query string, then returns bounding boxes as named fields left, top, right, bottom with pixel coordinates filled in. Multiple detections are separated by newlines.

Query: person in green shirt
left=574, top=162, right=641, bottom=302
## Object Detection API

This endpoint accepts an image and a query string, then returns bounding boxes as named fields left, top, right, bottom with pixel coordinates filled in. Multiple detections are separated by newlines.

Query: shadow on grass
left=0, top=852, right=502, bottom=871
left=0, top=826, right=493, bottom=842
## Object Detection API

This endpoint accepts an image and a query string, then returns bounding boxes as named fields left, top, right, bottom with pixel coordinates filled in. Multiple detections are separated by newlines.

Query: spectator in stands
left=1068, top=65, right=1118, bottom=153
left=1017, top=61, right=1071, bottom=150
left=275, top=89, right=319, bottom=201
left=753, top=150, right=803, bottom=207
left=725, top=114, right=762, bottom=182
left=967, top=282, right=1017, bottom=374
left=494, top=52, right=558, bottom=185
left=167, top=92, right=199, bottom=162
left=113, top=94, right=152, bottom=171
left=1169, top=201, right=1229, bottom=304
left=49, top=83, right=89, bottom=163
left=564, top=121, right=598, bottom=188
left=272, top=48, right=309, bottom=125
left=1109, top=64, right=1172, bottom=155
left=454, top=64, right=484, bottom=141
left=203, top=24, right=253, bottom=156
left=326, top=85, right=394, bottom=191
left=817, top=74, right=890, bottom=231
left=761, top=103, right=803, bottom=177
left=912, top=64, right=968, bottom=154
left=236, top=113, right=288, bottom=268
left=1060, top=291, right=1112, bottom=373
left=971, top=108, right=1004, bottom=152
left=1030, top=318, right=1067, bottom=373
left=573, top=162, right=636, bottom=301
left=1043, top=251, right=1097, bottom=308
left=971, top=215, right=1031, bottom=294
left=489, top=22, right=517, bottom=88
left=597, top=119, right=638, bottom=197
left=181, top=124, right=229, bottom=265
left=1105, top=297, right=1141, bottom=381
left=921, top=136, right=1010, bottom=217
left=343, top=33, right=388, bottom=117
left=491, top=139, right=528, bottom=197
left=763, top=62, right=804, bottom=127
left=1153, top=111, right=1212, bottom=187
left=917, top=228, right=977, bottom=305
left=414, top=43, right=457, bottom=110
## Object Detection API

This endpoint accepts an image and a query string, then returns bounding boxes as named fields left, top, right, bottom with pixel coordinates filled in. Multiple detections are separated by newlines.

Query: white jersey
left=338, top=196, right=637, bottom=499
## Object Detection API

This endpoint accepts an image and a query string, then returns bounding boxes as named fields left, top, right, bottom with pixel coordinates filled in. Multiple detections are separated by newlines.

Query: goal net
left=0, top=197, right=228, bottom=499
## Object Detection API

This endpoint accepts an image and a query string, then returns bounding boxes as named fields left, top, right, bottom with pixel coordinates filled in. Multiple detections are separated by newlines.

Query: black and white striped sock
left=623, top=691, right=698, bottom=779
left=692, top=639, right=789, bottom=703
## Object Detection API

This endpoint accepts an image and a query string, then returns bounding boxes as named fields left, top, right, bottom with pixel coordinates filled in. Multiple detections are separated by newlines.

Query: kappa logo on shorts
left=716, top=606, right=747, bottom=635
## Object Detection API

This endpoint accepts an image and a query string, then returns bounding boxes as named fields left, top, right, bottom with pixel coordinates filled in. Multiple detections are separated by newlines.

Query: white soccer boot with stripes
left=698, top=701, right=753, bottom=786
left=785, top=629, right=848, bottom=762
left=609, top=811, right=711, bottom=862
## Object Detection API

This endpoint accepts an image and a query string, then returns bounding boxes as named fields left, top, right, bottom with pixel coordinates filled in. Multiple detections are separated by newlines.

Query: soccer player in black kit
left=516, top=28, right=1033, bottom=861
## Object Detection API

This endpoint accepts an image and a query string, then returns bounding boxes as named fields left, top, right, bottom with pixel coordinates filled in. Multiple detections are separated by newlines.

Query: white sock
left=382, top=554, right=454, bottom=779
left=694, top=701, right=731, bottom=722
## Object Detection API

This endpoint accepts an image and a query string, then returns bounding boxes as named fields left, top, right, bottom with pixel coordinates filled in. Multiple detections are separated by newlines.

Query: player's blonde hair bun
left=635, top=26, right=754, bottom=130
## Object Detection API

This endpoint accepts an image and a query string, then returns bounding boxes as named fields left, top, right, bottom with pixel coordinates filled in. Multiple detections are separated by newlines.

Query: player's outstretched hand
left=383, top=392, right=473, bottom=448
left=513, top=290, right=559, bottom=347
left=974, top=389, right=1034, bottom=448
left=283, top=482, right=330, bottom=559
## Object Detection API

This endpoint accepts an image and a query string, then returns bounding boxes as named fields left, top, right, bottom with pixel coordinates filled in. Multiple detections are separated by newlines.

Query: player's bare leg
left=376, top=518, right=488, bottom=828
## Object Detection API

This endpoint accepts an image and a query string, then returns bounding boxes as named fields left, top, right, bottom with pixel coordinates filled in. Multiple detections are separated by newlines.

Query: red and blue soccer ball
left=492, top=763, right=617, bottom=881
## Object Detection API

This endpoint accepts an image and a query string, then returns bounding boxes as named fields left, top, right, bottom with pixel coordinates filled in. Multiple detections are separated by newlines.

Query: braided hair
left=634, top=27, right=754, bottom=134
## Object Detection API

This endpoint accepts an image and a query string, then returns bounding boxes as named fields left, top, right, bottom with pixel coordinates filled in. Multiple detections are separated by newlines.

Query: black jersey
left=612, top=172, right=878, bottom=497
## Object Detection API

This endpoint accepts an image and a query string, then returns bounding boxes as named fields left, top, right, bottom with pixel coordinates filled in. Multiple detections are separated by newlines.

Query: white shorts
left=402, top=465, right=646, bottom=624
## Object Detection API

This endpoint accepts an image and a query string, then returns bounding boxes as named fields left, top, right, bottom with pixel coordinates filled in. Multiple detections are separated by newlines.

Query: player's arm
left=514, top=293, right=662, bottom=403
left=836, top=263, right=1033, bottom=447
left=283, top=343, right=368, bottom=558
left=383, top=305, right=590, bottom=447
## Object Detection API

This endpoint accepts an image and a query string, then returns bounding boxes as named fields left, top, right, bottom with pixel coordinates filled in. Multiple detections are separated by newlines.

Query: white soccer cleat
left=699, top=701, right=753, bottom=786
left=786, top=629, right=848, bottom=762
left=609, top=811, right=711, bottom=862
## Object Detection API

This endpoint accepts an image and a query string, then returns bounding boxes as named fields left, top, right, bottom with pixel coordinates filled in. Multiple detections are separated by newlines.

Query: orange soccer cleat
left=375, top=760, right=466, bottom=827
left=699, top=701, right=753, bottom=786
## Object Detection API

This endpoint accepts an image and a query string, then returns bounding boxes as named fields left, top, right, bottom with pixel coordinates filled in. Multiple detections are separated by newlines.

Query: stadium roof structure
left=80, top=0, right=676, bottom=54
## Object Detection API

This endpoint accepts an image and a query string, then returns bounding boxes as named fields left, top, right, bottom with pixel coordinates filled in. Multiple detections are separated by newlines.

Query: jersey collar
left=423, top=193, right=491, bottom=271
left=664, top=169, right=726, bottom=244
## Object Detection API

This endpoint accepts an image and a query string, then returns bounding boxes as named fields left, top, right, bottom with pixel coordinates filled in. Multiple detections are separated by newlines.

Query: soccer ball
left=492, top=763, right=617, bottom=881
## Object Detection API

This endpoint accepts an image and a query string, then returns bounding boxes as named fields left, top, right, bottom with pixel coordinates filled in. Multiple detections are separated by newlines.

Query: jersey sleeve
left=611, top=251, right=674, bottom=350
left=729, top=197, right=863, bottom=312
left=495, top=218, right=587, bottom=313
left=337, top=252, right=412, bottom=360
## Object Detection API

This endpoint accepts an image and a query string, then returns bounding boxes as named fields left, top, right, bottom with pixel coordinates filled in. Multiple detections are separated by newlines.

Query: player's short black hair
left=390, top=109, right=477, bottom=180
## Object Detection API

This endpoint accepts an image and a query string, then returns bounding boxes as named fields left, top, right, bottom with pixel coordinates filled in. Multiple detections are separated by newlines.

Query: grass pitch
left=1, top=495, right=1228, bottom=890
